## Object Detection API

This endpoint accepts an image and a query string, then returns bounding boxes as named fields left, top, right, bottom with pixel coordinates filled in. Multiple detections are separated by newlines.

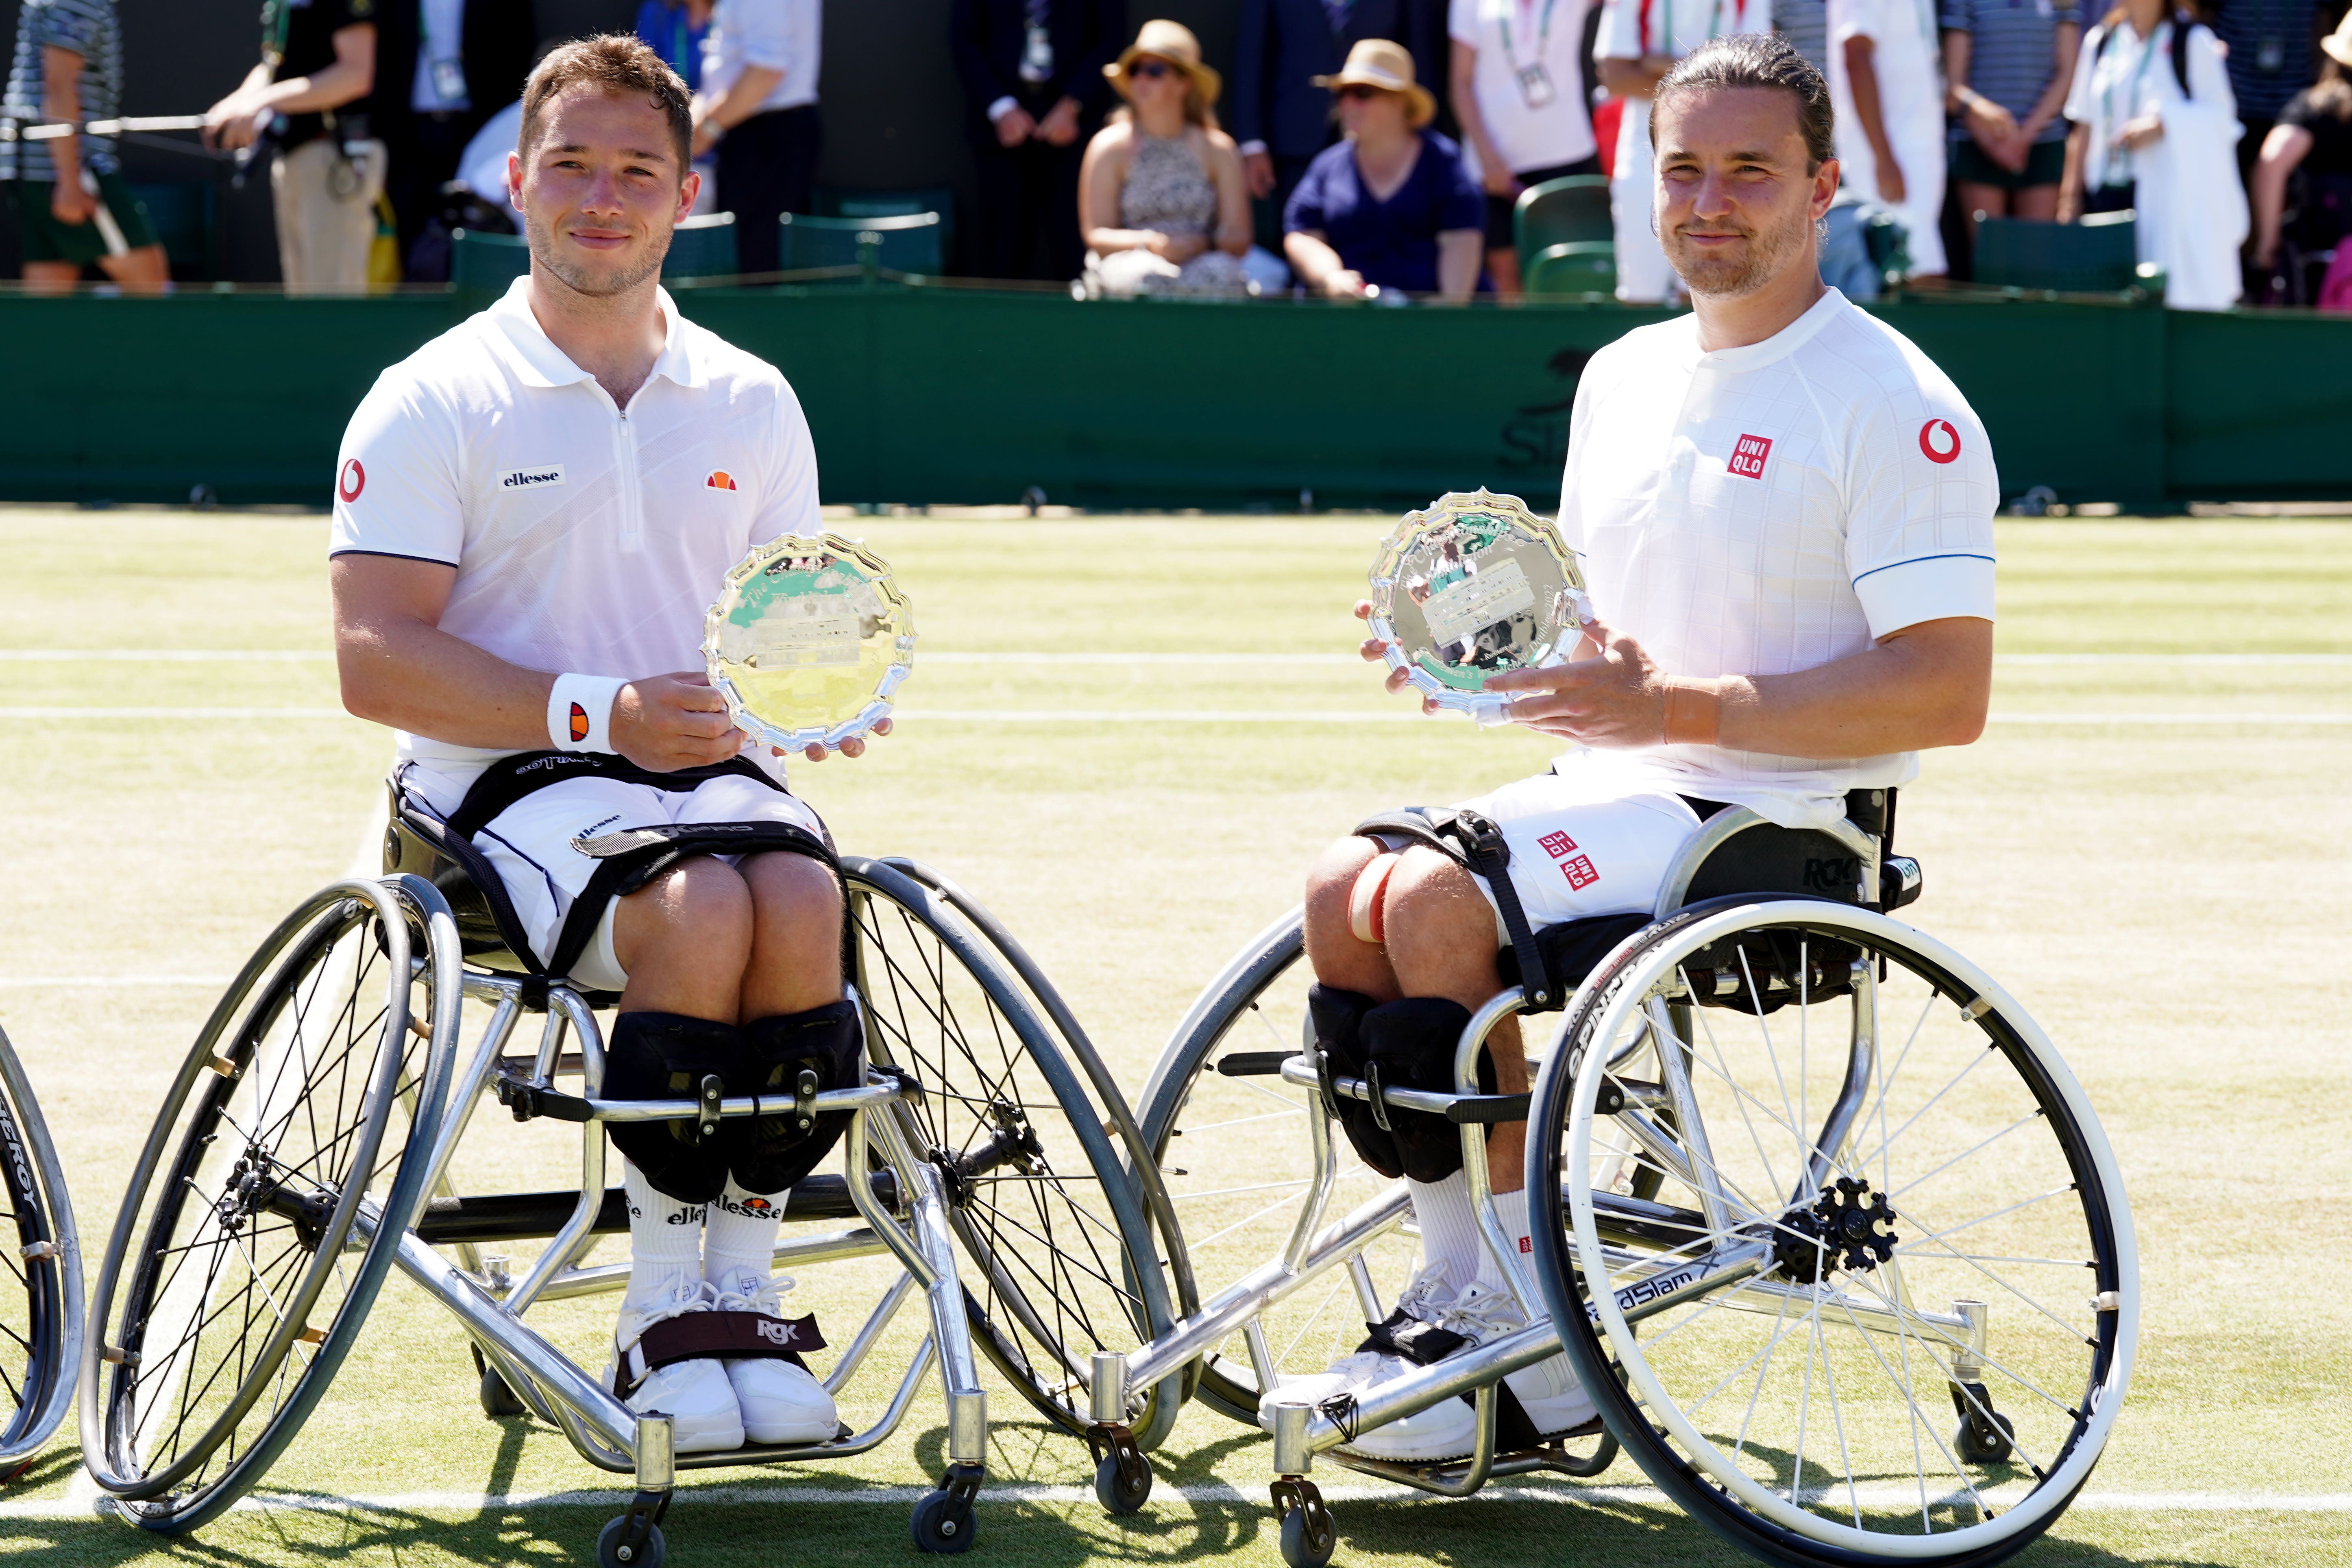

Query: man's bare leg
left=614, top=856, right=754, bottom=1019
left=736, top=852, right=845, bottom=1019
left=1304, top=835, right=1402, bottom=1002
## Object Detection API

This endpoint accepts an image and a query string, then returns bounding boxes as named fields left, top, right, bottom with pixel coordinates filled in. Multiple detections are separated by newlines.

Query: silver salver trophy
left=704, top=533, right=915, bottom=751
left=1365, top=489, right=1589, bottom=725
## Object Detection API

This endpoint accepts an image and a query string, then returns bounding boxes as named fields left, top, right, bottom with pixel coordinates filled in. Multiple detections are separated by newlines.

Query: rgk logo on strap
left=1728, top=433, right=1773, bottom=479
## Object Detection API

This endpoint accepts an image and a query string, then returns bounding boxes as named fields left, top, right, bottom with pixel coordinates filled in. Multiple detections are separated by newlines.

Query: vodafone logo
left=338, top=459, right=365, bottom=503
left=1919, top=419, right=1961, bottom=465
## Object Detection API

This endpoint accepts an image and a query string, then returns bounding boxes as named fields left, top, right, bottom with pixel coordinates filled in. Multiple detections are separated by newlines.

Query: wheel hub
left=1771, top=1176, right=1897, bottom=1282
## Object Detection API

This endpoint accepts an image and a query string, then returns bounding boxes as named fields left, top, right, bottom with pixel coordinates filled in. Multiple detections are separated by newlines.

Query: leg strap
left=603, top=1012, right=745, bottom=1204
left=614, top=1311, right=828, bottom=1397
left=728, top=1002, right=864, bottom=1193
left=1361, top=998, right=1490, bottom=1183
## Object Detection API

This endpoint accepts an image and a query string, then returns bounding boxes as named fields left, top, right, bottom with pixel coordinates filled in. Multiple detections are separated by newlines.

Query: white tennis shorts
left=1446, top=768, right=1707, bottom=940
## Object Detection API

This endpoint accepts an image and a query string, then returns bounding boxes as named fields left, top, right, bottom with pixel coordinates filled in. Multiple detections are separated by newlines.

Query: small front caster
left=472, top=1345, right=526, bottom=1419
left=598, top=1516, right=666, bottom=1568
left=1089, top=1423, right=1153, bottom=1514
left=913, top=1461, right=983, bottom=1553
left=1270, top=1478, right=1334, bottom=1568
left=1949, top=1381, right=2015, bottom=1464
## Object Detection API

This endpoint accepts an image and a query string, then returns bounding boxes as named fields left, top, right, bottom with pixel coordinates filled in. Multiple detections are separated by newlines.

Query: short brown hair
left=519, top=34, right=694, bottom=174
left=1652, top=33, right=1836, bottom=171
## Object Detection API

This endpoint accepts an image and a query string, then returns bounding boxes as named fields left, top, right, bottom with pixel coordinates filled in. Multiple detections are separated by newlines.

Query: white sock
left=622, top=1159, right=705, bottom=1313
left=703, top=1178, right=789, bottom=1290
left=1406, top=1174, right=1483, bottom=1297
left=1481, top=1186, right=1534, bottom=1295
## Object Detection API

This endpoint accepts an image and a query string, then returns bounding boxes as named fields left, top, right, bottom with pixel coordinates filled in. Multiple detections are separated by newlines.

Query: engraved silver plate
left=704, top=533, right=915, bottom=751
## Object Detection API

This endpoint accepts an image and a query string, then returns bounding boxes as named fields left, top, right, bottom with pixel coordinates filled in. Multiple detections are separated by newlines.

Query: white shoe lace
left=1434, top=1283, right=1531, bottom=1347
left=1393, top=1258, right=1454, bottom=1323
left=617, top=1274, right=718, bottom=1352
left=710, top=1269, right=798, bottom=1317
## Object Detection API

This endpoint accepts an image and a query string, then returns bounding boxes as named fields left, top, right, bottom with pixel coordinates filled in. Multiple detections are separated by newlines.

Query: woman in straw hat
left=1080, top=20, right=1255, bottom=296
left=1283, top=39, right=1485, bottom=300
left=2250, top=11, right=2352, bottom=305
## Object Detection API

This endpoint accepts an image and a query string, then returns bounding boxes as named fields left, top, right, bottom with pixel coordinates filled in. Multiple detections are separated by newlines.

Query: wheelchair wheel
left=81, top=877, right=460, bottom=1531
left=0, top=1026, right=79, bottom=1476
left=842, top=858, right=1179, bottom=1444
left=1130, top=911, right=1428, bottom=1426
left=1527, top=899, right=2137, bottom=1567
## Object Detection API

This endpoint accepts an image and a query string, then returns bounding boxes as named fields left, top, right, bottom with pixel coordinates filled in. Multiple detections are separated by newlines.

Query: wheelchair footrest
left=414, top=1172, right=902, bottom=1244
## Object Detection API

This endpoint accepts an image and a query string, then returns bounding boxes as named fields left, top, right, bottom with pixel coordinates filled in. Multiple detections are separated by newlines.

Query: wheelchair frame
left=0, top=1024, right=80, bottom=1476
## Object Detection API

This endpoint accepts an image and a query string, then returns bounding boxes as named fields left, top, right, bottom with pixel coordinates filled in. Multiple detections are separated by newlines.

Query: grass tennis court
left=0, top=507, right=2347, bottom=1567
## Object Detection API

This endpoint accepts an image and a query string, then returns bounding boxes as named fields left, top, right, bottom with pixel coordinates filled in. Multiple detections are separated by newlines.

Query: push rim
left=0, top=1039, right=63, bottom=1462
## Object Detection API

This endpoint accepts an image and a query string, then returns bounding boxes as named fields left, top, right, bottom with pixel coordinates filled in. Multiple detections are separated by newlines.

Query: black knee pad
left=1362, top=997, right=1494, bottom=1183
left=1311, top=985, right=1403, bottom=1180
left=727, top=1000, right=864, bottom=1192
left=602, top=1011, right=744, bottom=1204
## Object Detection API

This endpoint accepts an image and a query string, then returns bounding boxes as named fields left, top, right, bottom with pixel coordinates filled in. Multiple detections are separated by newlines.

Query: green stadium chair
left=817, top=183, right=957, bottom=261
left=127, top=180, right=216, bottom=278
left=1514, top=174, right=1612, bottom=259
left=1972, top=211, right=2148, bottom=293
left=777, top=211, right=943, bottom=277
left=664, top=211, right=738, bottom=279
left=451, top=226, right=531, bottom=295
left=1522, top=239, right=1616, bottom=299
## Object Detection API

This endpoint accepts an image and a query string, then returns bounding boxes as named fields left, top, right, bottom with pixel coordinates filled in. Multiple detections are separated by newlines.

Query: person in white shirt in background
left=1594, top=0, right=1771, bottom=302
left=2058, top=0, right=2245, bottom=308
left=691, top=0, right=820, bottom=274
left=1450, top=0, right=1601, bottom=298
left=1827, top=0, right=1948, bottom=276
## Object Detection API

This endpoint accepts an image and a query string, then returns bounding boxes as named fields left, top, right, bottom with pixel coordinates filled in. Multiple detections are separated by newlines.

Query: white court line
left=3, top=650, right=2349, bottom=666
left=2, top=1481, right=2346, bottom=1520
left=4, top=708, right=2352, bottom=726
left=0, top=976, right=228, bottom=989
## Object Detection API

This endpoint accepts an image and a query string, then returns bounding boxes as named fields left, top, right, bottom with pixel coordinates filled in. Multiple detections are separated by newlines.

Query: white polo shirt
left=701, top=0, right=821, bottom=117
left=1450, top=0, right=1599, bottom=179
left=1554, top=287, right=1998, bottom=828
left=329, top=275, right=821, bottom=793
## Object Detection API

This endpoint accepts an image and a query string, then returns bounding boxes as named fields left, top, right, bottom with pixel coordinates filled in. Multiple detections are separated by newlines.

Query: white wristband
left=548, top=673, right=627, bottom=754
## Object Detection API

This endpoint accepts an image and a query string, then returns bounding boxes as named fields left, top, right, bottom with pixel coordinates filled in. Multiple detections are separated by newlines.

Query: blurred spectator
left=2250, top=15, right=2352, bottom=299
left=1941, top=0, right=2080, bottom=237
left=1773, top=0, right=1829, bottom=73
left=692, top=0, right=821, bottom=276
left=399, top=95, right=521, bottom=281
left=1594, top=0, right=1770, bottom=301
left=1450, top=0, right=1601, bottom=299
left=202, top=0, right=381, bottom=291
left=375, top=0, right=537, bottom=271
left=1080, top=20, right=1254, bottom=296
left=2060, top=0, right=2247, bottom=308
left=1283, top=39, right=1483, bottom=299
left=1232, top=0, right=1433, bottom=248
left=638, top=0, right=714, bottom=88
left=2207, top=0, right=2318, bottom=185
left=0, top=0, right=169, bottom=293
left=1829, top=0, right=1949, bottom=277
left=952, top=0, right=1121, bottom=280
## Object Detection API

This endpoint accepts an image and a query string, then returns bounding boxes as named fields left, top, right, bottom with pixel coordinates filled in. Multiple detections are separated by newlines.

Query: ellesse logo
left=568, top=702, right=589, bottom=742
left=338, top=459, right=365, bottom=502
left=706, top=470, right=738, bottom=491
left=1919, top=419, right=1962, bottom=464
left=500, top=465, right=567, bottom=491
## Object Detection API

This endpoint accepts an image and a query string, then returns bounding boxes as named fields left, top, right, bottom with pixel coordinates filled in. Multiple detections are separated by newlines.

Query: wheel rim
left=844, top=865, right=1170, bottom=1437
left=93, top=881, right=444, bottom=1511
left=1541, top=901, right=2136, bottom=1558
left=0, top=1077, right=58, bottom=1455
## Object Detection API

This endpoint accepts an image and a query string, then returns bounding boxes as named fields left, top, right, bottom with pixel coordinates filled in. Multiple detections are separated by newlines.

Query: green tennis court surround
left=1, top=284, right=2344, bottom=509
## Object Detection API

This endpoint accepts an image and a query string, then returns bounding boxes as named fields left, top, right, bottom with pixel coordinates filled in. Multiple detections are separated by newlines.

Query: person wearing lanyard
left=1826, top=0, right=1950, bottom=277
left=1595, top=0, right=1767, bottom=302
left=376, top=0, right=539, bottom=270
left=637, top=0, right=715, bottom=89
left=1450, top=0, right=1602, bottom=298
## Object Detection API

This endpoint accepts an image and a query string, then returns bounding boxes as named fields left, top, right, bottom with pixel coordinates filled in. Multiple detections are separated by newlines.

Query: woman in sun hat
left=1080, top=19, right=1255, bottom=296
left=1282, top=38, right=1485, bottom=301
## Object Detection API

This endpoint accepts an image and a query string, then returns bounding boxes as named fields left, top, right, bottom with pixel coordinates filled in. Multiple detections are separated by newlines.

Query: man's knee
left=619, top=856, right=754, bottom=964
left=1381, top=847, right=1494, bottom=956
left=1305, top=835, right=1381, bottom=945
left=743, top=849, right=842, bottom=928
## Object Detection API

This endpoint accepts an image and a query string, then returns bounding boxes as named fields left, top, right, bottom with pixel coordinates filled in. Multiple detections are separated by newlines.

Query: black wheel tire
left=1278, top=1506, right=1335, bottom=1568
left=597, top=1517, right=666, bottom=1568
left=1957, top=1411, right=2017, bottom=1466
left=911, top=1488, right=977, bottom=1554
left=479, top=1365, right=526, bottom=1419
left=1094, top=1450, right=1152, bottom=1514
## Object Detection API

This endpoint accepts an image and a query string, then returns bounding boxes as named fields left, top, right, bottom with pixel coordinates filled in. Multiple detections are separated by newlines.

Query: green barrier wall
left=3, top=285, right=2345, bottom=510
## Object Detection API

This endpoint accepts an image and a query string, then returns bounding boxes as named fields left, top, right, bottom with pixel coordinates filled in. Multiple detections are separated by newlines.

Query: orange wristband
left=1662, top=678, right=1722, bottom=745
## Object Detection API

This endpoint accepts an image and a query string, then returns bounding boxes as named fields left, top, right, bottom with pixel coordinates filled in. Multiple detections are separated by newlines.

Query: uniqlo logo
left=1538, top=830, right=1579, bottom=859
left=1562, top=855, right=1599, bottom=890
left=1518, top=1235, right=1531, bottom=1253
left=1729, top=433, right=1773, bottom=479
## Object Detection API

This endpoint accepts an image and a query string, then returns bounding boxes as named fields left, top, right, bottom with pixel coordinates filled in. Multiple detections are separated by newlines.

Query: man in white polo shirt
left=331, top=34, right=878, bottom=1455
left=1281, top=32, right=1996, bottom=1462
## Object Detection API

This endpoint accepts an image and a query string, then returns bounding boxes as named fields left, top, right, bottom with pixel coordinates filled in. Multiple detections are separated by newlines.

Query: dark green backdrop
left=2, top=287, right=2342, bottom=510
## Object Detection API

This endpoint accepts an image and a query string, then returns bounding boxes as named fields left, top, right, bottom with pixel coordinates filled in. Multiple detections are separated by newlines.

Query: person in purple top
left=1283, top=38, right=1485, bottom=298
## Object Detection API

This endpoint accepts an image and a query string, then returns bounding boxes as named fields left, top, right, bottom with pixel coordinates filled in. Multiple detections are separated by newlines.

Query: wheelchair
left=1091, top=789, right=2138, bottom=1568
left=0, top=1023, right=80, bottom=1481
left=76, top=784, right=1185, bottom=1558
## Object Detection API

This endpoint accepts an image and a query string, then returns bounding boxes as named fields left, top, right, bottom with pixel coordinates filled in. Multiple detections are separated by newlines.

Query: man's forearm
left=254, top=57, right=372, bottom=117
left=1843, top=41, right=1895, bottom=163
left=704, top=65, right=784, bottom=131
left=1711, top=620, right=1991, bottom=756
left=42, top=57, right=82, bottom=184
left=338, top=611, right=555, bottom=749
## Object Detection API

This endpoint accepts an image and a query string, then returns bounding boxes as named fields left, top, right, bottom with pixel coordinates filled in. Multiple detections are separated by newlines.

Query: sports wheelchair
left=0, top=1023, right=80, bottom=1481
left=77, top=785, right=1187, bottom=1558
left=1090, top=789, right=2138, bottom=1568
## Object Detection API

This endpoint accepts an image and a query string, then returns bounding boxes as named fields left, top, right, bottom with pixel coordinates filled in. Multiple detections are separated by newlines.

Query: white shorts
left=409, top=767, right=826, bottom=993
left=1446, top=771, right=1706, bottom=942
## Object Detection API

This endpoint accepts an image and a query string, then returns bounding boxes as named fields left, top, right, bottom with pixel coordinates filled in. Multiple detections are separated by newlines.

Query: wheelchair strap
left=614, top=1309, right=828, bottom=1396
left=544, top=822, right=839, bottom=985
left=1353, top=807, right=1561, bottom=1014
left=444, top=750, right=781, bottom=843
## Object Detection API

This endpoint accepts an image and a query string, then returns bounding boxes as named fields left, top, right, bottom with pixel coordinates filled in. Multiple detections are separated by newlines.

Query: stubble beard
left=1660, top=194, right=1812, bottom=299
left=524, top=208, right=671, bottom=301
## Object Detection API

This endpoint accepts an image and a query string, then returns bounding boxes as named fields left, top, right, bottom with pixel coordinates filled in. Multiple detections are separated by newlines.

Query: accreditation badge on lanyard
left=1518, top=62, right=1557, bottom=106
left=1501, top=0, right=1562, bottom=107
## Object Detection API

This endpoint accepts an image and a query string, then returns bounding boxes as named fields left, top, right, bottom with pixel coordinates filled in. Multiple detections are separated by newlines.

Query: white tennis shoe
left=1341, top=1282, right=1597, bottom=1463
left=609, top=1274, right=745, bottom=1454
left=1257, top=1259, right=1458, bottom=1429
left=710, top=1268, right=840, bottom=1445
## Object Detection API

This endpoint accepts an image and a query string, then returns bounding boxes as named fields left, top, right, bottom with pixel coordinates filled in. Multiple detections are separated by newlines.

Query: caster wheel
left=597, top=1517, right=666, bottom=1568
left=912, top=1488, right=976, bottom=1553
left=1279, top=1505, right=1335, bottom=1568
left=473, top=1347, right=527, bottom=1419
left=1955, top=1410, right=2015, bottom=1464
left=1095, top=1450, right=1152, bottom=1514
